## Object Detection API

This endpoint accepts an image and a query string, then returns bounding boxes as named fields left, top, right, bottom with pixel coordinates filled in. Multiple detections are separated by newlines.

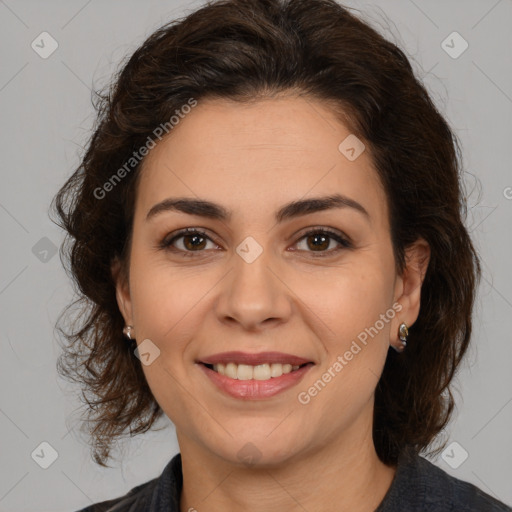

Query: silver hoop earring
left=123, top=325, right=135, bottom=341
left=392, top=322, right=408, bottom=353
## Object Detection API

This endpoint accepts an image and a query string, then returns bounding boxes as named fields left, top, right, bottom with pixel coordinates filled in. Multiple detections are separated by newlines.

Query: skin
left=113, top=94, right=430, bottom=512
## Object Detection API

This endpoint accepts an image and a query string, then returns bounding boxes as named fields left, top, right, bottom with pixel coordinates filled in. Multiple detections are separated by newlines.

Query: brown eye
left=305, top=233, right=330, bottom=251
left=160, top=228, right=218, bottom=254
left=181, top=233, right=207, bottom=251
left=294, top=228, right=351, bottom=256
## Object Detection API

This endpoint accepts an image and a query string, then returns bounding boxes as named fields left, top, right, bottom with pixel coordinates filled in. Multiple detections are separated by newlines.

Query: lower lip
left=198, top=363, right=314, bottom=400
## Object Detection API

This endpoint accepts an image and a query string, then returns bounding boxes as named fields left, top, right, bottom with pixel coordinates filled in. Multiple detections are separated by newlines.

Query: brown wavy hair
left=50, top=0, right=481, bottom=467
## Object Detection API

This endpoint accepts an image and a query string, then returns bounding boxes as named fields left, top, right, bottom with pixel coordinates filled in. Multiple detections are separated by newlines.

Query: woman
left=51, top=0, right=511, bottom=510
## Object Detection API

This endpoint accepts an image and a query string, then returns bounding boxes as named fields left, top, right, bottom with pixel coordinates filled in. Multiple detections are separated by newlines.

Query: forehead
left=135, top=96, right=388, bottom=229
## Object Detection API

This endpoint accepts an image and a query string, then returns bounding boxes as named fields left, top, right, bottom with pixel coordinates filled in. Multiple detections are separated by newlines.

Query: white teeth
left=270, top=363, right=283, bottom=378
left=224, top=362, right=237, bottom=379
left=237, top=364, right=253, bottom=381
left=211, top=362, right=301, bottom=380
left=253, top=364, right=271, bottom=380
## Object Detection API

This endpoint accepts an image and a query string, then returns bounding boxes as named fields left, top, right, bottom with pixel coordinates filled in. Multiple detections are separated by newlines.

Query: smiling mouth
left=201, top=362, right=312, bottom=381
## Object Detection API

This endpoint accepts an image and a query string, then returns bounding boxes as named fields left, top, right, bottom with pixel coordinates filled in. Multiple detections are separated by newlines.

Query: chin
left=207, top=432, right=307, bottom=469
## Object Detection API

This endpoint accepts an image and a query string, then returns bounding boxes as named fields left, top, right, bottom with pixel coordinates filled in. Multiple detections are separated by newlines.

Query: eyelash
left=158, top=227, right=352, bottom=258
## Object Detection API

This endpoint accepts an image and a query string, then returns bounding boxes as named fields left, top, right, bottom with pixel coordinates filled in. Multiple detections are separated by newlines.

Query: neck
left=177, top=414, right=396, bottom=512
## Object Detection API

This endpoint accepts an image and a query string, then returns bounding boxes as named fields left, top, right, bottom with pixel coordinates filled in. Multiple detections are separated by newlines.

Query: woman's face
left=115, top=95, right=428, bottom=466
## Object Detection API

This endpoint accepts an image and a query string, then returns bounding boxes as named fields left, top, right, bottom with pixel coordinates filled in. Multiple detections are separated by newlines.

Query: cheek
left=127, top=257, right=209, bottom=422
left=298, top=262, right=393, bottom=391
left=300, top=261, right=392, bottom=339
left=128, top=246, right=225, bottom=360
left=295, top=268, right=393, bottom=416
left=131, top=269, right=205, bottom=340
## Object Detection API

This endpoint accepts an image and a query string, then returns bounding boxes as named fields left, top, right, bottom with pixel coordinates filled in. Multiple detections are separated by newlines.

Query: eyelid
left=293, top=225, right=349, bottom=242
left=158, top=227, right=220, bottom=251
left=291, top=226, right=352, bottom=255
left=158, top=225, right=352, bottom=255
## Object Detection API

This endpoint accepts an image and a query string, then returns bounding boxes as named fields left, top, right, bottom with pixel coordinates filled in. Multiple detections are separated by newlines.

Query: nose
left=214, top=247, right=292, bottom=332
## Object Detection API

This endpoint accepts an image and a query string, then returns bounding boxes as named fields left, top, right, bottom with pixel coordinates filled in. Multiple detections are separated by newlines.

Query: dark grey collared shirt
left=77, top=448, right=512, bottom=511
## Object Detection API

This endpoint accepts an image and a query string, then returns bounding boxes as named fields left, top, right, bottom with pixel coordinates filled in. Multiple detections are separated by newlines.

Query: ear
left=390, top=237, right=430, bottom=350
left=111, top=257, right=133, bottom=326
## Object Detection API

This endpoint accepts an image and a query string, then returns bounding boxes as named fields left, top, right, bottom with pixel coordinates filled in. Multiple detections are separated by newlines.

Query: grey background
left=0, top=0, right=511, bottom=510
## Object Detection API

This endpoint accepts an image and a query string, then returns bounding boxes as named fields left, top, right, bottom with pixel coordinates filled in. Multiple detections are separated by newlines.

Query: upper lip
left=198, top=351, right=314, bottom=366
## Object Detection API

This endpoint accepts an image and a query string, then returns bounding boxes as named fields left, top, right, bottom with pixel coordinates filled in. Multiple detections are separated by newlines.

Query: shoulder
left=74, top=452, right=183, bottom=512
left=378, top=448, right=512, bottom=512
left=74, top=477, right=158, bottom=512
left=415, top=455, right=511, bottom=511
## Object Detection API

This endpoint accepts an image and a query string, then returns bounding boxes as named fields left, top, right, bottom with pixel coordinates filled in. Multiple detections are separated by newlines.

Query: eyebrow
left=145, top=193, right=370, bottom=223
